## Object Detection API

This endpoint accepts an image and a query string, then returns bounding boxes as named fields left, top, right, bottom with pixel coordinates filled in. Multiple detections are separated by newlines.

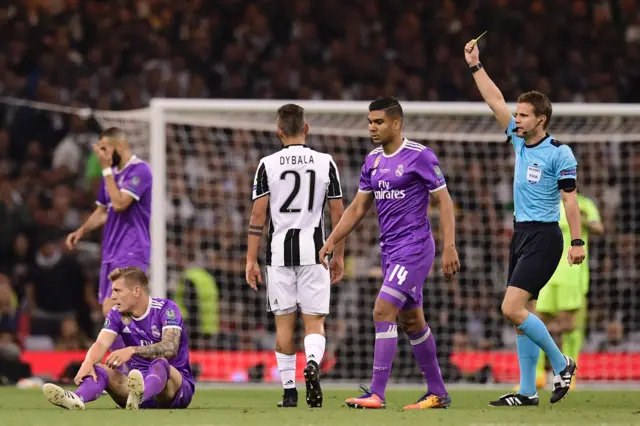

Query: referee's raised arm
left=464, top=40, right=512, bottom=131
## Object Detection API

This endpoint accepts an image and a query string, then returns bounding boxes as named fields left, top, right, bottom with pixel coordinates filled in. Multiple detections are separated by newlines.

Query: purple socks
left=369, top=321, right=398, bottom=398
left=76, top=365, right=109, bottom=403
left=143, top=358, right=170, bottom=401
left=408, top=324, right=447, bottom=396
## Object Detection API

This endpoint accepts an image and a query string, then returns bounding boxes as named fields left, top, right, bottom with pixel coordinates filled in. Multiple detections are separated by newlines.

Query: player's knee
left=94, top=363, right=109, bottom=374
left=398, top=315, right=422, bottom=334
left=558, top=314, right=577, bottom=333
left=303, top=317, right=325, bottom=336
left=546, top=321, right=561, bottom=335
left=275, top=339, right=295, bottom=355
left=500, top=300, right=512, bottom=320
left=150, top=358, right=171, bottom=375
left=372, top=299, right=397, bottom=322
left=150, top=357, right=169, bottom=366
left=501, top=300, right=522, bottom=324
left=372, top=306, right=394, bottom=322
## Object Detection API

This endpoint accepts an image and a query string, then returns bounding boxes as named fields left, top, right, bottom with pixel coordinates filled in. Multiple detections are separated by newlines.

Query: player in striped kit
left=246, top=104, right=345, bottom=408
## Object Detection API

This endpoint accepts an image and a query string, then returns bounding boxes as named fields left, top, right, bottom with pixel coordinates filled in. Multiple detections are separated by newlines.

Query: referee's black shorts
left=507, top=221, right=563, bottom=300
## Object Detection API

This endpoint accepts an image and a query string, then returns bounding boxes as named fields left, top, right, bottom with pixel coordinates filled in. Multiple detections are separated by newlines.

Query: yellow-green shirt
left=558, top=193, right=601, bottom=254
left=553, top=193, right=601, bottom=293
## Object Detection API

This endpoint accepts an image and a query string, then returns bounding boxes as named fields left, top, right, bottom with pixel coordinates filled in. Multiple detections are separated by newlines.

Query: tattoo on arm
left=248, top=224, right=263, bottom=237
left=133, top=328, right=181, bottom=359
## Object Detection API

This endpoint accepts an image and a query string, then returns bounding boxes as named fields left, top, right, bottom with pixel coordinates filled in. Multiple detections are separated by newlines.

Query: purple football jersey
left=359, top=139, right=446, bottom=256
left=96, top=155, right=152, bottom=264
left=102, top=298, right=194, bottom=387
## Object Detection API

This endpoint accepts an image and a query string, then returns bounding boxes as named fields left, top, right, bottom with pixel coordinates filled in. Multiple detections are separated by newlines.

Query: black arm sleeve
left=558, top=178, right=577, bottom=192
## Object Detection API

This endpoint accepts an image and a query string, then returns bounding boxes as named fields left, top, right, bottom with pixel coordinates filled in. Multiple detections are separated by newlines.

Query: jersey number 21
left=280, top=170, right=316, bottom=213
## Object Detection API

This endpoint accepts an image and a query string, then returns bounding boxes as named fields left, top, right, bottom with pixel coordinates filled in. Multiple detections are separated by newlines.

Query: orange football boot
left=403, top=392, right=451, bottom=410
left=345, top=385, right=386, bottom=409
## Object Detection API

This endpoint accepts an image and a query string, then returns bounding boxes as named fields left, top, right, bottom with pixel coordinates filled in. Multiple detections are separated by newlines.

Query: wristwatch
left=469, top=62, right=483, bottom=73
left=571, top=239, right=585, bottom=246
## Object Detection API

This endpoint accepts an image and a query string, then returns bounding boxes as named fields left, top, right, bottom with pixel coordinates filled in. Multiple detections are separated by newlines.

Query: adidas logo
left=505, top=396, right=522, bottom=406
left=123, top=326, right=131, bottom=334
left=309, top=355, right=315, bottom=359
left=284, top=380, right=294, bottom=386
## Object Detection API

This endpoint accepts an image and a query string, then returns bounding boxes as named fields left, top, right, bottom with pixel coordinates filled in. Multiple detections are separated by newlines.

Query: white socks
left=275, top=352, right=296, bottom=389
left=304, top=334, right=326, bottom=365
left=276, top=334, right=326, bottom=390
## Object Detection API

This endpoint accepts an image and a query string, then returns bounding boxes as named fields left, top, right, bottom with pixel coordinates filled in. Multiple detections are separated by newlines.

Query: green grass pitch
left=3, top=387, right=639, bottom=426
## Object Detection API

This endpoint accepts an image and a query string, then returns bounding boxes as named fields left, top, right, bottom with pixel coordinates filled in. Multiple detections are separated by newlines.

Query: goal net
left=3, top=97, right=640, bottom=386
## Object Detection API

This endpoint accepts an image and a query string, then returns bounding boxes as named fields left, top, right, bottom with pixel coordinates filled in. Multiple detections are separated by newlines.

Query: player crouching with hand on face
left=42, top=267, right=195, bottom=411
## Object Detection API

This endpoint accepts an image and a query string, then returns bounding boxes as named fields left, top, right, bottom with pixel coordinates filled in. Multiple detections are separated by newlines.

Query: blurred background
left=0, top=0, right=639, bottom=385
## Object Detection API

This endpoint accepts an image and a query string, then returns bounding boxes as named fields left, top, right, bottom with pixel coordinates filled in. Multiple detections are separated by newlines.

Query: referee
left=464, top=39, right=585, bottom=407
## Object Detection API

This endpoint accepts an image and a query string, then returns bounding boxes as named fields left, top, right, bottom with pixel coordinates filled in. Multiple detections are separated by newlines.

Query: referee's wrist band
left=571, top=239, right=585, bottom=246
left=469, top=62, right=483, bottom=73
left=102, top=168, right=113, bottom=177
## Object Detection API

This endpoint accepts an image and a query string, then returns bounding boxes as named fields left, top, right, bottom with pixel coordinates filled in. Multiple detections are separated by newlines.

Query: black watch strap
left=469, top=62, right=483, bottom=73
left=571, top=239, right=585, bottom=246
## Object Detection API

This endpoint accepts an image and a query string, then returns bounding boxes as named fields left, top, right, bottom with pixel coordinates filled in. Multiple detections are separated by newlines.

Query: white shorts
left=265, top=264, right=330, bottom=316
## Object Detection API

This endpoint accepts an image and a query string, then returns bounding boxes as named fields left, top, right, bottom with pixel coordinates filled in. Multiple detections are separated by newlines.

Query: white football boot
left=43, top=383, right=85, bottom=410
left=126, top=369, right=145, bottom=410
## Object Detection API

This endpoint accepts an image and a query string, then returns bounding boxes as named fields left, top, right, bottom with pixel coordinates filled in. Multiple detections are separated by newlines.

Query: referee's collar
left=282, top=144, right=308, bottom=148
left=524, top=134, right=551, bottom=149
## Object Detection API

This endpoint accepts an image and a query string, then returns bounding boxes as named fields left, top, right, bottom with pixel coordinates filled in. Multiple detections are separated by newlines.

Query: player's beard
left=111, top=150, right=122, bottom=167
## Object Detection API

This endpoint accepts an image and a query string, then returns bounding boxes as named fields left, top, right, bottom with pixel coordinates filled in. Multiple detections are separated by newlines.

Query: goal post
left=134, top=98, right=640, bottom=384
left=144, top=97, right=640, bottom=296
left=2, top=95, right=640, bottom=385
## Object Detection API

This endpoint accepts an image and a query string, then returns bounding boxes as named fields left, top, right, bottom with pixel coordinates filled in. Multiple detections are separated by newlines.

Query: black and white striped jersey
left=252, top=144, right=342, bottom=266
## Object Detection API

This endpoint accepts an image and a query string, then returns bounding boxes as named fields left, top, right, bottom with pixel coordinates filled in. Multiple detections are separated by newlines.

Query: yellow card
left=471, top=31, right=487, bottom=46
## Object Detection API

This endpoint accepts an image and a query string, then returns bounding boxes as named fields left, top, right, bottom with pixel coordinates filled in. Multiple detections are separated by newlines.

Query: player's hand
left=74, top=362, right=97, bottom=386
left=329, top=256, right=344, bottom=285
left=66, top=228, right=84, bottom=250
left=441, top=246, right=461, bottom=281
left=105, top=347, right=135, bottom=369
left=464, top=40, right=480, bottom=66
left=567, top=245, right=586, bottom=266
left=319, top=239, right=335, bottom=270
left=93, top=143, right=113, bottom=169
left=245, top=262, right=262, bottom=291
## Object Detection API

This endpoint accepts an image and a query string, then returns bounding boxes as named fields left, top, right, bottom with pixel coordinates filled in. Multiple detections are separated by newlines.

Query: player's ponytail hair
left=108, top=266, right=149, bottom=290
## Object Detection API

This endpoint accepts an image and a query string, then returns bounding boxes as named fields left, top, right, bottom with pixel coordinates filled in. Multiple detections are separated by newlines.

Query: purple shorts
left=99, top=258, right=149, bottom=304
left=139, top=374, right=195, bottom=410
left=378, top=237, right=435, bottom=311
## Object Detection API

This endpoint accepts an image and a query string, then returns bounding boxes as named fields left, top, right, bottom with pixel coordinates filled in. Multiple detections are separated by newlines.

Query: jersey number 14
left=280, top=170, right=316, bottom=213
left=389, top=264, right=408, bottom=285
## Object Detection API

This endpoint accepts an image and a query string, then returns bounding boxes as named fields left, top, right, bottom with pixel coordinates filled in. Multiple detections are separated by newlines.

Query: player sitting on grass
left=66, top=127, right=153, bottom=371
left=536, top=192, right=603, bottom=388
left=43, top=267, right=195, bottom=410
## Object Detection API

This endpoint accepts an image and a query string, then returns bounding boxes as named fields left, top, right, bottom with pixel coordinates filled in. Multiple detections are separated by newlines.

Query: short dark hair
left=517, top=91, right=553, bottom=129
left=109, top=266, right=149, bottom=290
left=369, top=96, right=403, bottom=119
left=276, top=104, right=306, bottom=137
left=100, top=127, right=126, bottom=141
